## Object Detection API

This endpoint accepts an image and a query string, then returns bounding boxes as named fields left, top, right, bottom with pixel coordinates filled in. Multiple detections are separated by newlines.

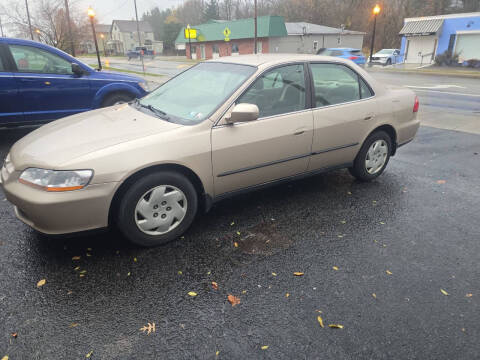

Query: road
left=1, top=70, right=480, bottom=359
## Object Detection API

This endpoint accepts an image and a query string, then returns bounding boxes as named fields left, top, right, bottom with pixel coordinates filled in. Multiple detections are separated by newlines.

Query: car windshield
left=377, top=49, right=394, bottom=54
left=137, top=62, right=256, bottom=125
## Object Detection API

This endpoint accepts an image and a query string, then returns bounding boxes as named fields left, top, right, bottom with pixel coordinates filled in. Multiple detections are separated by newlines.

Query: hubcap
left=134, top=185, right=187, bottom=235
left=365, top=140, right=388, bottom=174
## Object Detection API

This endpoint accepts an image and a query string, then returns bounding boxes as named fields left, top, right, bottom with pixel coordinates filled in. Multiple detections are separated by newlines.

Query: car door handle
left=364, top=114, right=375, bottom=120
left=294, top=129, right=306, bottom=135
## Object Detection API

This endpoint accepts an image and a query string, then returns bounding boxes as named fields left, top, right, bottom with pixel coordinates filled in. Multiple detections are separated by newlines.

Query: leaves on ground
left=211, top=282, right=219, bottom=290
left=441, top=289, right=449, bottom=296
left=188, top=291, right=197, bottom=297
left=140, top=322, right=156, bottom=335
left=261, top=345, right=269, bottom=350
left=386, top=270, right=393, bottom=275
left=72, top=256, right=81, bottom=261
left=328, top=324, right=344, bottom=329
left=37, top=279, right=46, bottom=287
left=227, top=294, right=240, bottom=306
left=317, top=315, right=324, bottom=328
left=293, top=272, right=304, bottom=276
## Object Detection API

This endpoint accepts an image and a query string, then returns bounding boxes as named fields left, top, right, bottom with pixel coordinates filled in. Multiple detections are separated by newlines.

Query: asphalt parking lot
left=1, top=72, right=480, bottom=359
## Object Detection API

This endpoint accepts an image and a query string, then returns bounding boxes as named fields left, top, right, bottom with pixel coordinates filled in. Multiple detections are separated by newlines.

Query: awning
left=399, top=19, right=444, bottom=36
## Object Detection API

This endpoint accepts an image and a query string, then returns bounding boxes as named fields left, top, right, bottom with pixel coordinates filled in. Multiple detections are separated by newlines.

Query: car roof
left=206, top=53, right=355, bottom=68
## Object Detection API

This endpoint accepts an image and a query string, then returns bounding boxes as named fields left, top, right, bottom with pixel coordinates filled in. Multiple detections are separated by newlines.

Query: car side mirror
left=225, top=103, right=259, bottom=124
left=71, top=63, right=84, bottom=76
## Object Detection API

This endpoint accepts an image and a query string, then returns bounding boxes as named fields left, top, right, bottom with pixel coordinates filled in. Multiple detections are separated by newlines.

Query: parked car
left=317, top=48, right=366, bottom=66
left=1, top=54, right=420, bottom=247
left=127, top=46, right=155, bottom=60
left=369, top=49, right=401, bottom=66
left=0, top=38, right=148, bottom=127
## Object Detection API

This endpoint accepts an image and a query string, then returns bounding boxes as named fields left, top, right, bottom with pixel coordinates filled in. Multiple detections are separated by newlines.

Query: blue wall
left=400, top=15, right=480, bottom=60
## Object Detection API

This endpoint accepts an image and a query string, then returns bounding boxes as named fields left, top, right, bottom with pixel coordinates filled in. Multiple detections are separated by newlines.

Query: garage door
left=405, top=35, right=437, bottom=64
left=455, top=33, right=480, bottom=62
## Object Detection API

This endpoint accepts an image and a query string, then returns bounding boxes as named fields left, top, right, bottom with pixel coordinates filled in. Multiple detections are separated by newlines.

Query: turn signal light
left=413, top=96, right=420, bottom=113
left=349, top=56, right=359, bottom=60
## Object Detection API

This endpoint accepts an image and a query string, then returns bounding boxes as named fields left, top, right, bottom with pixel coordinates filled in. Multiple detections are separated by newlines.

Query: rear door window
left=9, top=44, right=73, bottom=74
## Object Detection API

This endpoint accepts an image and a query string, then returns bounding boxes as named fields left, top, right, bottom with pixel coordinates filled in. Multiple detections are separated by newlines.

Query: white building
left=108, top=20, right=155, bottom=55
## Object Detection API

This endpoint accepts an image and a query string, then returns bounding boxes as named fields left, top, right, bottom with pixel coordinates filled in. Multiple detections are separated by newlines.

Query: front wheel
left=101, top=93, right=134, bottom=107
left=116, top=171, right=198, bottom=247
left=348, top=131, right=392, bottom=182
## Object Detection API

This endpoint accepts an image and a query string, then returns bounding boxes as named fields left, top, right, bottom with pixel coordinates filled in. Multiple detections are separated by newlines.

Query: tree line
left=143, top=0, right=480, bottom=52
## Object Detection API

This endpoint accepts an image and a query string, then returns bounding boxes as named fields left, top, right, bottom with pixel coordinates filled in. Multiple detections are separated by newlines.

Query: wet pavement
left=1, top=126, right=479, bottom=359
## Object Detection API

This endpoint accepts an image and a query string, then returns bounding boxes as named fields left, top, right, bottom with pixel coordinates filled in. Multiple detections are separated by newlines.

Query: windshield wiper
left=134, top=99, right=170, bottom=121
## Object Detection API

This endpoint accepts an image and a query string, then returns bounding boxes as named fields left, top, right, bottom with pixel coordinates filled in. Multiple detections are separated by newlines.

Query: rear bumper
left=1, top=169, right=118, bottom=234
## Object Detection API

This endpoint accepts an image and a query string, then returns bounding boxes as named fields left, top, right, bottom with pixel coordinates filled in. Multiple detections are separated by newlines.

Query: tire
left=348, top=131, right=392, bottom=182
left=101, top=93, right=134, bottom=107
left=116, top=171, right=198, bottom=247
left=385, top=58, right=392, bottom=66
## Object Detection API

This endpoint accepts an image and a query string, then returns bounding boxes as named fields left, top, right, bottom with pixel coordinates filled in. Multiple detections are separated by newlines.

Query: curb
left=366, top=67, right=480, bottom=79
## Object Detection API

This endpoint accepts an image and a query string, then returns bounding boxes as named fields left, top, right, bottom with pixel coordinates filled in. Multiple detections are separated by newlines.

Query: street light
left=88, top=7, right=102, bottom=70
left=369, top=4, right=381, bottom=66
left=100, top=33, right=106, bottom=56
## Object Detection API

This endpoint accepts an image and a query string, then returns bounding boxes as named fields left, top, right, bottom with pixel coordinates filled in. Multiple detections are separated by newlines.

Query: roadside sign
left=223, top=27, right=231, bottom=42
left=184, top=26, right=197, bottom=39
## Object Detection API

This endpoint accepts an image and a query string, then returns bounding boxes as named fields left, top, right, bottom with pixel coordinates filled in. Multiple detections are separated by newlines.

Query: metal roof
left=399, top=18, right=444, bottom=35
left=286, top=22, right=365, bottom=35
left=175, top=16, right=288, bottom=44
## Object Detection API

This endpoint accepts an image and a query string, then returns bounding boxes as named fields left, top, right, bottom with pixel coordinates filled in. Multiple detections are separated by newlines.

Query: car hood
left=10, top=105, right=182, bottom=170
left=90, top=69, right=144, bottom=82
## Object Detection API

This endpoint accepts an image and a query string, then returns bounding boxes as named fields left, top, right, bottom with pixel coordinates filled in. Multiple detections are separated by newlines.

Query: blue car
left=317, top=48, right=367, bottom=66
left=0, top=38, right=148, bottom=127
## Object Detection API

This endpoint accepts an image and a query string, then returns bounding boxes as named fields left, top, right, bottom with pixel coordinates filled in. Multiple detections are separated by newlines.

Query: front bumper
left=1, top=167, right=118, bottom=235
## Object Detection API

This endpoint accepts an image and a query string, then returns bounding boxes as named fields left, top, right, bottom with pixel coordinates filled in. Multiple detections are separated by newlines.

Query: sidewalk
left=367, top=63, right=480, bottom=78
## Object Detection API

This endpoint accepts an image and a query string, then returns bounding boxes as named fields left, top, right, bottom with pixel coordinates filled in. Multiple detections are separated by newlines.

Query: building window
left=232, top=43, right=239, bottom=54
left=313, top=41, right=318, bottom=52
left=212, top=44, right=219, bottom=54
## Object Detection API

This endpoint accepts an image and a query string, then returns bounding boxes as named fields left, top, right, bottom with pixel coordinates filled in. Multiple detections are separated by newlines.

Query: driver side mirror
left=225, top=103, right=259, bottom=124
left=71, top=63, right=84, bottom=76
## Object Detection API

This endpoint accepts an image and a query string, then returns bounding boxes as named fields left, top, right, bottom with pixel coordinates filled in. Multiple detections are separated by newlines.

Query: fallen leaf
left=317, top=315, right=324, bottom=328
left=133, top=257, right=137, bottom=262
left=67, top=290, right=73, bottom=295
left=271, top=272, right=277, bottom=276
left=211, top=282, right=219, bottom=290
left=461, top=328, right=466, bottom=332
left=79, top=274, right=85, bottom=278
left=242, top=290, right=247, bottom=294
left=328, top=324, right=344, bottom=329
left=261, top=345, right=269, bottom=350
left=466, top=293, right=472, bottom=298
left=86, top=253, right=92, bottom=257
left=37, top=279, right=46, bottom=287
left=227, top=294, right=240, bottom=306
left=86, top=351, right=93, bottom=358
left=436, top=180, right=446, bottom=184
left=188, top=291, right=198, bottom=297
left=293, top=272, right=304, bottom=276
left=380, top=221, right=386, bottom=225
left=372, top=293, right=377, bottom=299
left=230, top=221, right=235, bottom=226
left=386, top=270, right=392, bottom=275
left=207, top=271, right=211, bottom=275
left=79, top=270, right=87, bottom=274
left=11, top=333, right=17, bottom=338
left=285, top=293, right=290, bottom=298
left=74, top=266, right=80, bottom=271
left=72, top=256, right=81, bottom=261
left=234, top=242, right=239, bottom=248
left=178, top=270, right=183, bottom=275
left=69, top=323, right=79, bottom=328
left=347, top=191, right=352, bottom=195
left=315, top=310, right=322, bottom=313
left=139, top=322, right=156, bottom=335
left=236, top=231, right=241, bottom=236
left=127, top=272, right=131, bottom=276
left=441, top=289, right=449, bottom=296
left=332, top=266, right=339, bottom=271
left=2, top=356, right=9, bottom=360
left=337, top=235, right=344, bottom=238
left=87, top=248, right=92, bottom=251
left=216, top=350, right=220, bottom=356
left=340, top=220, right=346, bottom=224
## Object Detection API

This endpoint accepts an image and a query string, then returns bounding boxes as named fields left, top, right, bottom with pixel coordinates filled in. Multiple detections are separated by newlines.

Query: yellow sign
left=223, top=27, right=231, bottom=41
left=184, top=28, right=197, bottom=39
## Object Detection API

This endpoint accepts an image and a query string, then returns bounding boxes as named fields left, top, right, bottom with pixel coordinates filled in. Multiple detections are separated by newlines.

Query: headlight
left=19, top=168, right=93, bottom=192
left=138, top=82, right=149, bottom=92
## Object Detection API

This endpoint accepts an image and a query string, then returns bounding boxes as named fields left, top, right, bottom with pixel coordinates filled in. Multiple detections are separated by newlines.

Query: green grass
left=88, top=64, right=164, bottom=77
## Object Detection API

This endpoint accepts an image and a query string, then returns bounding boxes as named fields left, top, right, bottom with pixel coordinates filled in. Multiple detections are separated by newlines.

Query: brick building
left=175, top=16, right=287, bottom=60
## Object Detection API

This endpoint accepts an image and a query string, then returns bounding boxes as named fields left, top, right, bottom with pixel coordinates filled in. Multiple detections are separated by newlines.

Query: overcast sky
left=0, top=0, right=186, bottom=32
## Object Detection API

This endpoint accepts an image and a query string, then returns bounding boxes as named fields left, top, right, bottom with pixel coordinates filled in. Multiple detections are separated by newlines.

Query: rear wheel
left=349, top=131, right=392, bottom=182
left=116, top=171, right=198, bottom=247
left=101, top=93, right=134, bottom=107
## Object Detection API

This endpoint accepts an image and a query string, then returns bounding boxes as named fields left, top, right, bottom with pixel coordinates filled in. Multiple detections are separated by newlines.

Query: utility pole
left=64, top=0, right=75, bottom=56
left=25, top=0, right=33, bottom=40
left=254, top=0, right=257, bottom=54
left=0, top=16, right=4, bottom=37
left=133, top=0, right=145, bottom=74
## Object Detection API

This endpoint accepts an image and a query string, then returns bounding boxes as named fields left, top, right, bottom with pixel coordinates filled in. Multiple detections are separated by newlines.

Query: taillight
left=349, top=56, right=359, bottom=60
left=413, top=96, right=420, bottom=113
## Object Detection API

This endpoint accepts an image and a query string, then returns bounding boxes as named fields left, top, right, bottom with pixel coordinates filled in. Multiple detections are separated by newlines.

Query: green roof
left=175, top=16, right=287, bottom=44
